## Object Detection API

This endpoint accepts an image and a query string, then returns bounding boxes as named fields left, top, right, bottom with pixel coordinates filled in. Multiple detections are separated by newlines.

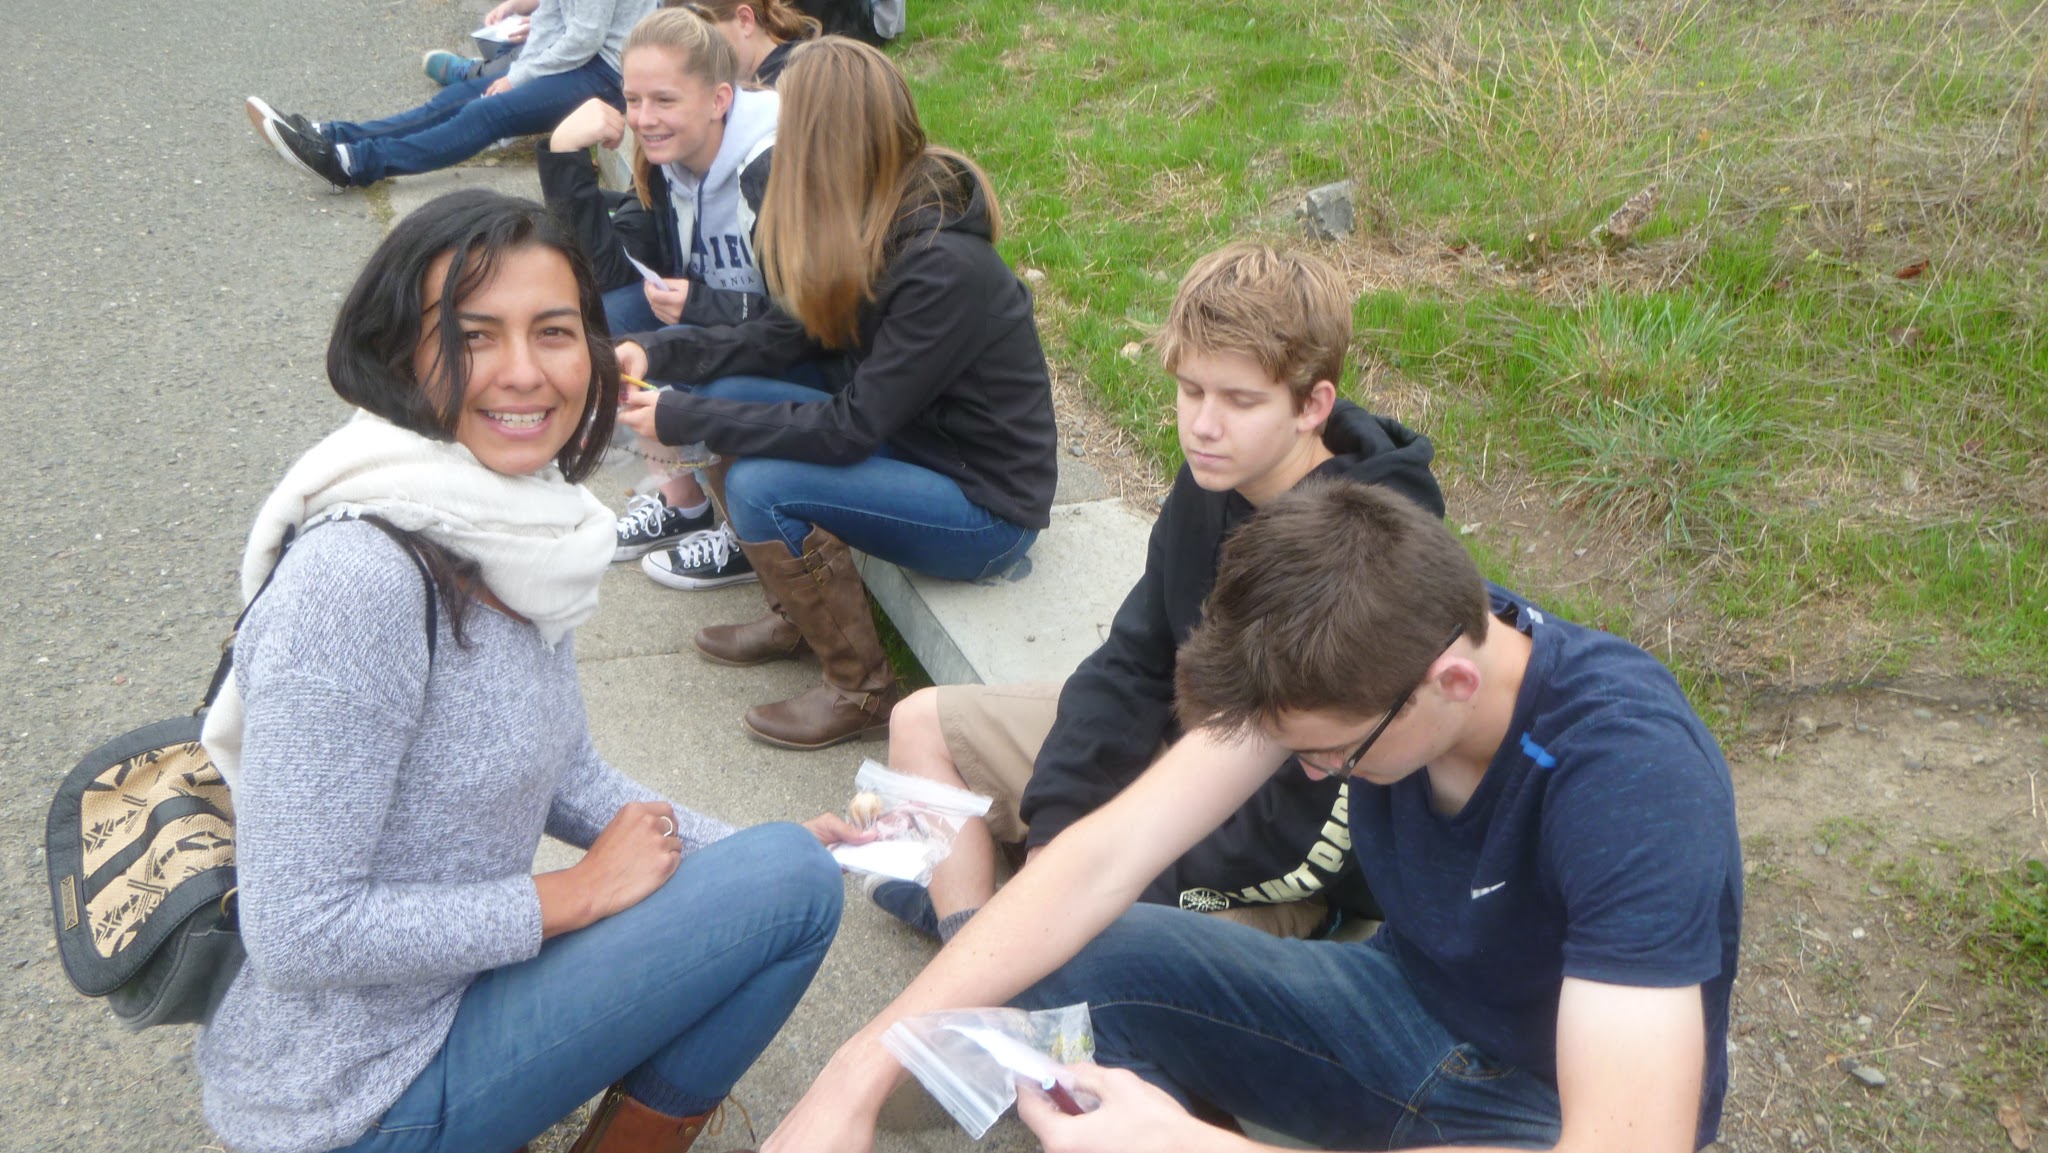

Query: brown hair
left=624, top=8, right=741, bottom=208
left=756, top=37, right=1002, bottom=349
left=1174, top=479, right=1492, bottom=735
left=1157, top=243, right=1353, bottom=411
left=685, top=0, right=822, bottom=44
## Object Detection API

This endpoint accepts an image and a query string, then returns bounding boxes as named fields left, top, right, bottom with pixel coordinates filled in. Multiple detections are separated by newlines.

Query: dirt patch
left=1322, top=229, right=1711, bottom=304
left=1720, top=682, right=2048, bottom=1152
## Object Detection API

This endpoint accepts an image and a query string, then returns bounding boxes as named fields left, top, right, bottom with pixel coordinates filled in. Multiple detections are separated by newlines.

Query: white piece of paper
left=472, top=16, right=528, bottom=43
left=830, top=839, right=931, bottom=881
left=624, top=251, right=667, bottom=289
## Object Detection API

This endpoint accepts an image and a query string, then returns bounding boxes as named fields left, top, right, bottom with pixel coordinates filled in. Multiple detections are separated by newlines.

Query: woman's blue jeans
left=1014, top=904, right=1564, bottom=1151
left=698, top=376, right=1038, bottom=581
left=324, top=58, right=622, bottom=185
left=602, top=282, right=667, bottom=338
left=334, top=823, right=843, bottom=1153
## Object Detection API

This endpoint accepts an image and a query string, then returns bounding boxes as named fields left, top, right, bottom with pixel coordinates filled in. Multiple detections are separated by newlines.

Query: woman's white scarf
left=201, top=411, right=616, bottom=789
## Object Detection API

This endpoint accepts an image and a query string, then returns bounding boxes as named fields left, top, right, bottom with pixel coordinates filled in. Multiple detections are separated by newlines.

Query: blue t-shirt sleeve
left=1542, top=712, right=1732, bottom=989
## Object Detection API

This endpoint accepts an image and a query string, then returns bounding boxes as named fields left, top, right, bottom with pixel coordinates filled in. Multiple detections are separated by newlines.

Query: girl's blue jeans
left=323, top=58, right=622, bottom=185
left=334, top=823, right=842, bottom=1153
left=1014, top=904, right=1565, bottom=1151
left=699, top=376, right=1039, bottom=581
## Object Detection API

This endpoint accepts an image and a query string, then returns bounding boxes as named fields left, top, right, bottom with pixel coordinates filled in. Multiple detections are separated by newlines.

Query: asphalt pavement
left=0, top=3, right=1025, bottom=1148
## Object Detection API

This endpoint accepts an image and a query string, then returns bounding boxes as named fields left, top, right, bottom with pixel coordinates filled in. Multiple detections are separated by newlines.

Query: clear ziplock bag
left=880, top=1003, right=1096, bottom=1139
left=829, top=760, right=992, bottom=886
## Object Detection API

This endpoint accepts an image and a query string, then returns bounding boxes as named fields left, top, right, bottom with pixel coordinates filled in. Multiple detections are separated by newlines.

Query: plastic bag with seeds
left=881, top=1003, right=1098, bottom=1139
left=828, top=760, right=991, bottom=886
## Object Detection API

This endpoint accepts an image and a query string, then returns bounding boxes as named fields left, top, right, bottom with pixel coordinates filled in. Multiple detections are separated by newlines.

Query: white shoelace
left=667, top=523, right=737, bottom=570
left=616, top=493, right=669, bottom=539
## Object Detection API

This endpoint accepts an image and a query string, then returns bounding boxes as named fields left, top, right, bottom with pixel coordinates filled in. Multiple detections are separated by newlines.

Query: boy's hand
left=483, top=77, right=514, bottom=98
left=1016, top=1065, right=1234, bottom=1153
left=801, top=813, right=878, bottom=847
left=550, top=99, right=625, bottom=152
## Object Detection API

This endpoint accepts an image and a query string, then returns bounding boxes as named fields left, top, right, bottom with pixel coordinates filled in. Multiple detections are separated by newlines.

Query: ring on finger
left=658, top=815, right=676, bottom=838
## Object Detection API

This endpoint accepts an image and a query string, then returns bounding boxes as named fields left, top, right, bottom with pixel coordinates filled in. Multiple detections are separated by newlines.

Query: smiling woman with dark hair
left=194, top=188, right=845, bottom=1153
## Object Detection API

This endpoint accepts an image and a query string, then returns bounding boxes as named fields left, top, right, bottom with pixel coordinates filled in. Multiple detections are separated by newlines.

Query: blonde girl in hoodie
left=540, top=6, right=782, bottom=558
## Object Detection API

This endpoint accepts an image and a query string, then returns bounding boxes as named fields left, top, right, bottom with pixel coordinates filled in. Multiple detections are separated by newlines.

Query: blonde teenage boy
left=857, top=244, right=1444, bottom=942
left=769, top=480, right=1743, bottom=1153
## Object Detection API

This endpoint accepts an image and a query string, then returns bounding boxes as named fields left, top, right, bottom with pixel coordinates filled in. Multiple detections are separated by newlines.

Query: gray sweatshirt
left=196, top=519, right=733, bottom=1153
left=507, top=0, right=656, bottom=88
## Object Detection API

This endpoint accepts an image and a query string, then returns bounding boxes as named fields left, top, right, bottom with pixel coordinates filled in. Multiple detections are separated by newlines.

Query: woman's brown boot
left=567, top=1085, right=731, bottom=1153
left=692, top=538, right=811, bottom=666
left=739, top=527, right=897, bottom=749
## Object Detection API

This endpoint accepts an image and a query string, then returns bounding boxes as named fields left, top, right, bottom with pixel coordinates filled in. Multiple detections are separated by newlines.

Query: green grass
left=903, top=0, right=2048, bottom=687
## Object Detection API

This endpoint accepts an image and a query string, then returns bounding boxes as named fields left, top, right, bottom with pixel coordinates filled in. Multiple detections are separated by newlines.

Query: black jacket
left=642, top=159, right=1057, bottom=530
left=536, top=143, right=775, bottom=329
left=1018, top=402, right=1446, bottom=912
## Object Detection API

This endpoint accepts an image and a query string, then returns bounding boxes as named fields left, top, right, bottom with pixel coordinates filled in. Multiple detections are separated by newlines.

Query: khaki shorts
left=932, top=682, right=1329, bottom=941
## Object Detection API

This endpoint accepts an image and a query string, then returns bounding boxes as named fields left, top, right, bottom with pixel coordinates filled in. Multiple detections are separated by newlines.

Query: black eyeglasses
left=1298, top=624, right=1465, bottom=780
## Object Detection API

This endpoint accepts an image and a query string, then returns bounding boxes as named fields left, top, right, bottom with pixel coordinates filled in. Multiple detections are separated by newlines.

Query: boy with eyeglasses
left=849, top=242, right=1444, bottom=945
left=767, top=479, right=1743, bottom=1153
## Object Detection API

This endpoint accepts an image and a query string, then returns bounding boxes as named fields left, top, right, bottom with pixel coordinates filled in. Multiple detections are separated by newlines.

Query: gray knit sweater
left=196, top=520, right=733, bottom=1153
left=507, top=0, right=655, bottom=88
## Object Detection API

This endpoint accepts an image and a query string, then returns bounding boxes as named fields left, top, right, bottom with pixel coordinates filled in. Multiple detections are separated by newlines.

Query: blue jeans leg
left=328, top=58, right=622, bottom=183
left=602, top=283, right=668, bottom=338
left=333, top=823, right=843, bottom=1153
left=1013, top=905, right=1563, bottom=1151
left=723, top=453, right=1035, bottom=581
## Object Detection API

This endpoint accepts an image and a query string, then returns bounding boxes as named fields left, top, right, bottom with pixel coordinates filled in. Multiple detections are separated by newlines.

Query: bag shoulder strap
left=198, top=516, right=439, bottom=711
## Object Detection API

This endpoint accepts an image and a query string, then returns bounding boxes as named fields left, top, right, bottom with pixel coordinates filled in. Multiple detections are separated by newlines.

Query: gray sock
left=936, top=908, right=978, bottom=943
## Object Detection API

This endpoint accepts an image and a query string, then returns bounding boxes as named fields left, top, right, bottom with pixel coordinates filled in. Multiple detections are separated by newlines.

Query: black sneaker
left=243, top=96, right=319, bottom=144
left=640, top=524, right=758, bottom=590
left=613, top=493, right=714, bottom=562
left=260, top=111, right=351, bottom=191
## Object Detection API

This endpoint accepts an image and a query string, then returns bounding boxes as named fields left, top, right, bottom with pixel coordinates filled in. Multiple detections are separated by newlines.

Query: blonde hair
left=624, top=8, right=741, bottom=208
left=1157, top=243, right=1353, bottom=409
left=687, top=0, right=822, bottom=44
left=755, top=37, right=1002, bottom=349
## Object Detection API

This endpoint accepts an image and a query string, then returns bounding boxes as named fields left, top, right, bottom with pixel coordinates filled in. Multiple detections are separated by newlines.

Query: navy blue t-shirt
left=1349, top=585, right=1742, bottom=1149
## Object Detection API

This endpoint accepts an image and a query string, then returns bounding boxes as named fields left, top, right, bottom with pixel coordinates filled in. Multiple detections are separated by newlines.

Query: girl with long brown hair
left=615, top=37, right=1057, bottom=751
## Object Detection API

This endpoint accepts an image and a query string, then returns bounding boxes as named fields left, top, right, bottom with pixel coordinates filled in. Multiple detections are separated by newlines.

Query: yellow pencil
left=621, top=374, right=658, bottom=391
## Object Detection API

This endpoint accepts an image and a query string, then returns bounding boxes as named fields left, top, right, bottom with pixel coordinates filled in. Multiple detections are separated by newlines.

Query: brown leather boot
left=740, top=528, right=897, bottom=750
left=567, top=1085, right=728, bottom=1153
left=694, top=538, right=811, bottom=665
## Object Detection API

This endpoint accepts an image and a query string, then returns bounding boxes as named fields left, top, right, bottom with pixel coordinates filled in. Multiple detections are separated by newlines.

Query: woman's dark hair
left=326, top=190, right=619, bottom=640
left=328, top=188, right=618, bottom=481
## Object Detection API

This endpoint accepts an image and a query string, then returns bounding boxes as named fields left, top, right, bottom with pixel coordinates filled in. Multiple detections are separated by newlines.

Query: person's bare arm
left=760, top=725, right=1290, bottom=1153
left=1016, top=978, right=1704, bottom=1153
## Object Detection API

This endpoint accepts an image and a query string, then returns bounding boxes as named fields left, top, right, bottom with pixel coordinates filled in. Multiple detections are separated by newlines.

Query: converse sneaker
left=259, top=112, right=351, bottom=191
left=422, top=50, right=483, bottom=87
left=641, top=524, right=757, bottom=590
left=244, top=96, right=319, bottom=143
left=613, top=493, right=713, bottom=562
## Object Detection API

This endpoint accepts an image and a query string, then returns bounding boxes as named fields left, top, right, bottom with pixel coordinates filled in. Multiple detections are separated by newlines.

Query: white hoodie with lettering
left=664, top=85, right=778, bottom=300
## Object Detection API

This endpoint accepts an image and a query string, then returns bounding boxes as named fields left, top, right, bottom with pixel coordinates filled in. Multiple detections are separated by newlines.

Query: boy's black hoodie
left=1019, top=402, right=1445, bottom=914
left=638, top=156, right=1057, bottom=530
